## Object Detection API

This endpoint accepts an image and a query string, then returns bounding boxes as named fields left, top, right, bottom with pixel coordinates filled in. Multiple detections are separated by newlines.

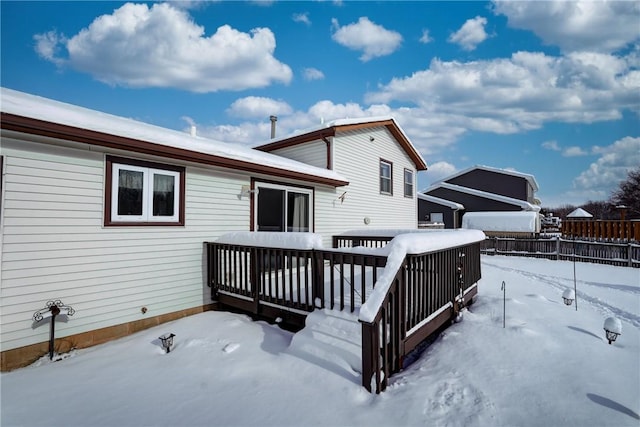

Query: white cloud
left=331, top=17, right=402, bottom=61
left=572, top=136, right=640, bottom=198
left=562, top=146, right=589, bottom=157
left=419, top=29, right=433, bottom=44
left=542, top=140, right=561, bottom=151
left=166, top=1, right=209, bottom=10
left=422, top=161, right=457, bottom=188
left=448, top=16, right=489, bottom=51
left=193, top=98, right=464, bottom=156
left=34, top=30, right=66, bottom=66
left=365, top=50, right=639, bottom=135
left=227, top=96, right=293, bottom=118
left=292, top=12, right=311, bottom=26
left=303, top=67, right=325, bottom=81
left=34, top=3, right=292, bottom=92
left=493, top=0, right=640, bottom=53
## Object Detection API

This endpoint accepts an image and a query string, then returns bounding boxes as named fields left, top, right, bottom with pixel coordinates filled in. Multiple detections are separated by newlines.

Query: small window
left=105, top=156, right=185, bottom=226
left=430, top=212, right=444, bottom=223
left=380, top=159, right=393, bottom=195
left=404, top=169, right=414, bottom=198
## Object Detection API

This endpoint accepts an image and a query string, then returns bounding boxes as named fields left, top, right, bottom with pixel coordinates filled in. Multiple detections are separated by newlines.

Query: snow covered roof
left=255, top=116, right=427, bottom=171
left=424, top=182, right=541, bottom=212
left=417, top=193, right=465, bottom=210
left=0, top=88, right=349, bottom=187
left=461, top=211, right=540, bottom=233
left=439, top=164, right=539, bottom=192
left=567, top=207, right=593, bottom=218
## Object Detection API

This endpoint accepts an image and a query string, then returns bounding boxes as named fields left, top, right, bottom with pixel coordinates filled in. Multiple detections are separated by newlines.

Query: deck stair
left=286, top=309, right=362, bottom=381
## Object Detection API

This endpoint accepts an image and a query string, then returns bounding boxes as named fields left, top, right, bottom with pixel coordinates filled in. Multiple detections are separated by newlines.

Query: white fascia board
left=417, top=193, right=465, bottom=210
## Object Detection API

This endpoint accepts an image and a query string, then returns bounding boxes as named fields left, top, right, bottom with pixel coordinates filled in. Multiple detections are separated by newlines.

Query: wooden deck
left=205, top=235, right=482, bottom=393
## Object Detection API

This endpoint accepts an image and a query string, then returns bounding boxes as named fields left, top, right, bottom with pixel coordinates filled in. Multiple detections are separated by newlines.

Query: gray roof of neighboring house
left=424, top=182, right=541, bottom=212
left=438, top=164, right=539, bottom=192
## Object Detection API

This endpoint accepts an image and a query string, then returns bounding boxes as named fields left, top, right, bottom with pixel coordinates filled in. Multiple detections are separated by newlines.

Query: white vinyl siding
left=314, top=127, right=418, bottom=242
left=0, top=137, right=251, bottom=352
left=265, top=140, right=328, bottom=169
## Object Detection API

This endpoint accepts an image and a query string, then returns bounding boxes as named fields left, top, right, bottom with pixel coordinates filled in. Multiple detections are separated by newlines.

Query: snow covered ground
left=1, top=256, right=638, bottom=427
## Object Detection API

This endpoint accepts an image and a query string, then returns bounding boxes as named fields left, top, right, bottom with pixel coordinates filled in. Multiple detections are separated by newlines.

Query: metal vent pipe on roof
left=270, top=115, right=277, bottom=139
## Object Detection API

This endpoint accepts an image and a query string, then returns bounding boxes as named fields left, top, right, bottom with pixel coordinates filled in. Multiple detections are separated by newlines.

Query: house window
left=430, top=212, right=444, bottom=223
left=380, top=159, right=392, bottom=195
left=105, top=156, right=185, bottom=226
left=404, top=169, right=414, bottom=198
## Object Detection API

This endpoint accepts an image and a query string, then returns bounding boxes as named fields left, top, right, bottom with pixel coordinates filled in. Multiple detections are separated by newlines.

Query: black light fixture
left=159, top=333, right=175, bottom=353
left=562, top=289, right=575, bottom=306
left=603, top=317, right=621, bottom=345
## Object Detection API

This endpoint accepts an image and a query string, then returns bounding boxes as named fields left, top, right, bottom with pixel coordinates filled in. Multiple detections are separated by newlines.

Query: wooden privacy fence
left=562, top=220, right=640, bottom=242
left=481, top=236, right=640, bottom=268
left=205, top=236, right=482, bottom=394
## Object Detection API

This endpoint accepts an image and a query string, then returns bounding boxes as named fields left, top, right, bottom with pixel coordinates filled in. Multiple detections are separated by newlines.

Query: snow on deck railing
left=216, top=232, right=324, bottom=250
left=358, top=229, right=485, bottom=323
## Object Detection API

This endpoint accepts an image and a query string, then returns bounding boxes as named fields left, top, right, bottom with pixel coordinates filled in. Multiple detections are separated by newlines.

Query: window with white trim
left=105, top=156, right=185, bottom=226
left=380, top=159, right=392, bottom=195
left=404, top=168, right=414, bottom=198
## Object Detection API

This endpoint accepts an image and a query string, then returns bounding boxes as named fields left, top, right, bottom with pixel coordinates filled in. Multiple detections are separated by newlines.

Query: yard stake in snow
left=501, top=281, right=506, bottom=328
left=573, top=237, right=578, bottom=311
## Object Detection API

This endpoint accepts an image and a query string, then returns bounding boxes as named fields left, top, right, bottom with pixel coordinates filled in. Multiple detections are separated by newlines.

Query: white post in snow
left=573, top=236, right=578, bottom=311
left=501, top=281, right=506, bottom=328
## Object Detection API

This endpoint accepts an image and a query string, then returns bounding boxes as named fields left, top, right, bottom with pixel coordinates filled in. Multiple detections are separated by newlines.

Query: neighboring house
left=567, top=207, right=593, bottom=219
left=417, top=193, right=464, bottom=229
left=420, top=165, right=541, bottom=229
left=0, top=88, right=426, bottom=370
left=255, top=117, right=428, bottom=235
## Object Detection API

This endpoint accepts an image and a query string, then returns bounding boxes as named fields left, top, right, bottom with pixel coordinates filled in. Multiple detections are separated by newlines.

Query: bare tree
left=610, top=167, right=640, bottom=219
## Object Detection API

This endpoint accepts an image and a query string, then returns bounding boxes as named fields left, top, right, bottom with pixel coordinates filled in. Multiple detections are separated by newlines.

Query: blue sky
left=2, top=1, right=638, bottom=208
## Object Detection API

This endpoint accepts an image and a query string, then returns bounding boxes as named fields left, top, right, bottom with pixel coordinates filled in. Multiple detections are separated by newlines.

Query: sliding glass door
left=255, top=183, right=311, bottom=232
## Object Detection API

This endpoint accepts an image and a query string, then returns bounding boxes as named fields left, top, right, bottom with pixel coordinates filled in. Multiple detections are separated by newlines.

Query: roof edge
left=1, top=113, right=349, bottom=188
left=256, top=117, right=427, bottom=171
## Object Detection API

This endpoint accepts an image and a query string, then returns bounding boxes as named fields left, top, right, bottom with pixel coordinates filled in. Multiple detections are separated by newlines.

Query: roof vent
left=270, top=115, right=277, bottom=139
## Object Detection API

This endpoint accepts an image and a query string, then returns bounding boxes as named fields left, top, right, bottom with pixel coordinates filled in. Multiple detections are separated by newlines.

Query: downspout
left=322, top=136, right=332, bottom=170
left=453, top=207, right=462, bottom=229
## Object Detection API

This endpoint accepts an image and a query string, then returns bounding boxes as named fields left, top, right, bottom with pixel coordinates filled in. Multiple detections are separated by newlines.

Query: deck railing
left=205, top=234, right=481, bottom=393
left=360, top=241, right=481, bottom=393
left=206, top=243, right=388, bottom=321
left=481, top=236, right=640, bottom=268
left=333, top=235, right=394, bottom=249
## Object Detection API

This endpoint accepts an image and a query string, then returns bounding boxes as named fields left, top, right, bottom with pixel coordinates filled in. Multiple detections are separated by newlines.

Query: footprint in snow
left=222, top=343, right=240, bottom=353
